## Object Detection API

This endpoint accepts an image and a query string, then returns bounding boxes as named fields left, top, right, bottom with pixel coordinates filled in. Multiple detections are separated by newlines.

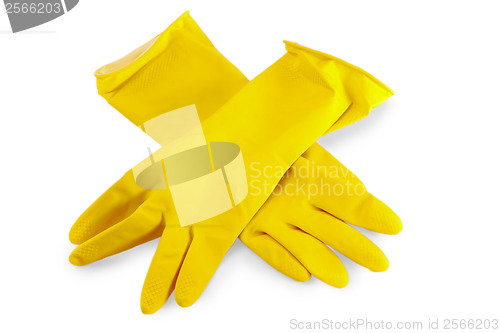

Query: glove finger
left=141, top=226, right=191, bottom=314
left=240, top=231, right=311, bottom=282
left=174, top=231, right=236, bottom=307
left=312, top=188, right=402, bottom=235
left=69, top=200, right=163, bottom=266
left=269, top=223, right=348, bottom=288
left=303, top=143, right=362, bottom=185
left=297, top=210, right=389, bottom=272
left=303, top=143, right=402, bottom=235
left=69, top=170, right=148, bottom=244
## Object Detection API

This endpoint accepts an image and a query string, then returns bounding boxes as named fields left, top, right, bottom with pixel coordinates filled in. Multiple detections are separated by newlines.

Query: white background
left=1, top=1, right=499, bottom=332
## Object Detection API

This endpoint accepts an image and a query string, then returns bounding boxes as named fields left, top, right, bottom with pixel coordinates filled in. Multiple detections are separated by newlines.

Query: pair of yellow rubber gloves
left=69, top=12, right=402, bottom=314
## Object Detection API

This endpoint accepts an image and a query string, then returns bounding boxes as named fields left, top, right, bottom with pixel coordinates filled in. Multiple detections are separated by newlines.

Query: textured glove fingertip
left=69, top=218, right=93, bottom=245
left=369, top=256, right=390, bottom=273
left=68, top=253, right=84, bottom=266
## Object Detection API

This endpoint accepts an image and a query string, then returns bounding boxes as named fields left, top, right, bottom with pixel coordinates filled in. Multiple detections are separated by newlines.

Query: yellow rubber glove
left=69, top=12, right=401, bottom=313
left=240, top=43, right=403, bottom=283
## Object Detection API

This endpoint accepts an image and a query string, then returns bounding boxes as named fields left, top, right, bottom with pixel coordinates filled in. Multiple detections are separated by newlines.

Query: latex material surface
left=69, top=12, right=401, bottom=314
